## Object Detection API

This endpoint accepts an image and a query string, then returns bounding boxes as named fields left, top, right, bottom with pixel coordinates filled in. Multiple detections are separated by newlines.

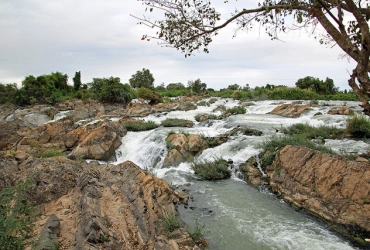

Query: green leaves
left=0, top=179, right=36, bottom=250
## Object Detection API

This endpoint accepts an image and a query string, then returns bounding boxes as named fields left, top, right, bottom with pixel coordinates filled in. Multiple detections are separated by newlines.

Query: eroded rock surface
left=265, top=145, right=370, bottom=242
left=268, top=102, right=312, bottom=118
left=328, top=106, right=352, bottom=115
left=1, top=157, right=201, bottom=250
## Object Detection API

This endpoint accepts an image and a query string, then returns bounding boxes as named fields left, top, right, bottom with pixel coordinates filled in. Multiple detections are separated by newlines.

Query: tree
left=187, top=79, right=207, bottom=93
left=129, top=68, right=155, bottom=89
left=73, top=71, right=82, bottom=91
left=134, top=0, right=370, bottom=114
left=167, top=82, right=186, bottom=90
left=88, top=77, right=135, bottom=103
left=227, top=84, right=240, bottom=90
left=295, top=76, right=338, bottom=94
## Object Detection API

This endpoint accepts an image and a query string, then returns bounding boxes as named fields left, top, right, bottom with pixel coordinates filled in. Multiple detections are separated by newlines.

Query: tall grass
left=281, top=123, right=344, bottom=139
left=191, top=159, right=230, bottom=180
left=346, top=114, right=370, bottom=138
left=161, top=213, right=181, bottom=234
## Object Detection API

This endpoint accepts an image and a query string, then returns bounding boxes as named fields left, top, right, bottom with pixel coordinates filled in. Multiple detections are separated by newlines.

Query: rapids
left=114, top=98, right=365, bottom=249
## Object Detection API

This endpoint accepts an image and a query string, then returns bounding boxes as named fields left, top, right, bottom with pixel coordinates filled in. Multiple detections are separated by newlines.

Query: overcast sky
left=0, top=0, right=356, bottom=90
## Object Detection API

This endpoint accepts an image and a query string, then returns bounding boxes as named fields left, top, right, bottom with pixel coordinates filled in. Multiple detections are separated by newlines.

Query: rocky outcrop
left=265, top=145, right=370, bottom=244
left=69, top=121, right=127, bottom=160
left=126, top=103, right=153, bottom=117
left=328, top=106, right=353, bottom=115
left=0, top=118, right=35, bottom=150
left=163, top=133, right=207, bottom=167
left=268, top=102, right=312, bottom=118
left=6, top=157, right=201, bottom=249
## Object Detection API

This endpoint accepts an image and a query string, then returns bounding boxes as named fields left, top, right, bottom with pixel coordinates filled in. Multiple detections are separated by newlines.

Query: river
left=113, top=98, right=366, bottom=249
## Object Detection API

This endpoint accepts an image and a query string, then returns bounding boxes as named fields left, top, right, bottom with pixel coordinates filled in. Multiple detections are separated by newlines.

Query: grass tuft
left=123, top=120, right=159, bottom=131
left=346, top=114, right=370, bottom=138
left=191, top=158, right=230, bottom=180
left=161, top=213, right=181, bottom=234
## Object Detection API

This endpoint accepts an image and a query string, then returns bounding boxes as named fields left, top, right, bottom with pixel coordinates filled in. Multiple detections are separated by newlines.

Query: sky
left=0, top=0, right=357, bottom=91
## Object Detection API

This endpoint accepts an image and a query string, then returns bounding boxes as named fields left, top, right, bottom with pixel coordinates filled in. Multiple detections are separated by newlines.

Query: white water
left=113, top=98, right=365, bottom=249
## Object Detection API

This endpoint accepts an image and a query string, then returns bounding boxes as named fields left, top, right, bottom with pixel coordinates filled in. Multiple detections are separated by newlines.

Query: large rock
left=163, top=133, right=207, bottom=167
left=126, top=103, right=153, bottom=117
left=266, top=145, right=370, bottom=242
left=268, top=102, right=312, bottom=118
left=15, top=158, right=201, bottom=249
left=0, top=118, right=35, bottom=150
left=69, top=121, right=127, bottom=160
left=328, top=106, right=352, bottom=115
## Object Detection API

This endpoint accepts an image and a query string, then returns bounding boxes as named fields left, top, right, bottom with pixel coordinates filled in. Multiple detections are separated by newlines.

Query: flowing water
left=113, top=98, right=367, bottom=249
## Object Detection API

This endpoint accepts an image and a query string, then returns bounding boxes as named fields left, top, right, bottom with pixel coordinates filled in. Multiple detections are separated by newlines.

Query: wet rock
left=163, top=133, right=207, bottom=167
left=126, top=102, right=153, bottom=117
left=268, top=103, right=312, bottom=118
left=266, top=145, right=370, bottom=242
left=328, top=106, right=352, bottom=115
left=68, top=121, right=127, bottom=160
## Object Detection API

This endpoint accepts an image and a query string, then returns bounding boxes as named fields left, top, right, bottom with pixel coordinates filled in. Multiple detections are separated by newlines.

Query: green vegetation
left=260, top=134, right=336, bottom=165
left=346, top=114, right=370, bottom=138
left=159, top=89, right=189, bottom=97
left=225, top=106, right=246, bottom=115
left=186, top=218, right=207, bottom=246
left=40, top=148, right=65, bottom=158
left=0, top=179, right=36, bottom=249
left=194, top=113, right=219, bottom=122
left=187, top=79, right=207, bottom=94
left=137, top=87, right=162, bottom=104
left=123, top=120, right=159, bottom=131
left=89, top=77, right=136, bottom=104
left=161, top=118, right=192, bottom=127
left=161, top=213, right=181, bottom=234
left=129, top=68, right=155, bottom=89
left=191, top=159, right=230, bottom=180
left=295, top=76, right=338, bottom=95
left=281, top=123, right=344, bottom=139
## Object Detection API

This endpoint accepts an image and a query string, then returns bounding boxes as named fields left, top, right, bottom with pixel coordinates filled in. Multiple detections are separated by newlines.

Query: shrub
left=137, top=87, right=163, bottom=104
left=225, top=106, right=246, bottom=115
left=161, top=118, right=192, bottom=127
left=123, top=120, right=159, bottom=131
left=346, top=114, right=370, bottom=138
left=159, top=89, right=189, bottom=97
left=0, top=179, right=36, bottom=249
left=197, top=100, right=209, bottom=106
left=191, top=159, right=230, bottom=180
left=161, top=213, right=181, bottom=234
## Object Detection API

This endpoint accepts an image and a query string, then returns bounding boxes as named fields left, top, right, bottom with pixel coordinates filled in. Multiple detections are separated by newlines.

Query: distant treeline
left=0, top=70, right=359, bottom=106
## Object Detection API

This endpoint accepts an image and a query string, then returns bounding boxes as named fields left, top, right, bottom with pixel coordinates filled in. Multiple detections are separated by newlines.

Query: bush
left=0, top=179, right=36, bottom=249
left=225, top=106, right=246, bottom=115
left=137, top=87, right=162, bottom=104
left=161, top=118, right=192, bottom=127
left=159, top=89, right=189, bottom=97
left=161, top=213, right=181, bottom=234
left=186, top=218, right=207, bottom=245
left=123, top=120, right=159, bottom=131
left=346, top=114, right=370, bottom=138
left=191, top=159, right=230, bottom=180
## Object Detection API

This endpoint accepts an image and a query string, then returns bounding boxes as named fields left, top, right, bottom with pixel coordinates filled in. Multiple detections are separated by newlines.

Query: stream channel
left=112, top=98, right=368, bottom=249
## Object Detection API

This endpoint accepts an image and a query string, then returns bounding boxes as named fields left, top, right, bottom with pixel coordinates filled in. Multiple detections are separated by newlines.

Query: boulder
left=0, top=118, right=35, bottom=150
left=266, top=145, right=370, bottom=242
left=163, top=133, right=207, bottom=167
left=69, top=121, right=127, bottom=160
left=126, top=103, right=153, bottom=117
left=328, top=106, right=352, bottom=115
left=19, top=159, right=200, bottom=249
left=268, top=103, right=312, bottom=118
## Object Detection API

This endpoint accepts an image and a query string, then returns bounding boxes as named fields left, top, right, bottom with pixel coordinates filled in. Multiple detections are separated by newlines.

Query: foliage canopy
left=129, top=68, right=155, bottom=89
